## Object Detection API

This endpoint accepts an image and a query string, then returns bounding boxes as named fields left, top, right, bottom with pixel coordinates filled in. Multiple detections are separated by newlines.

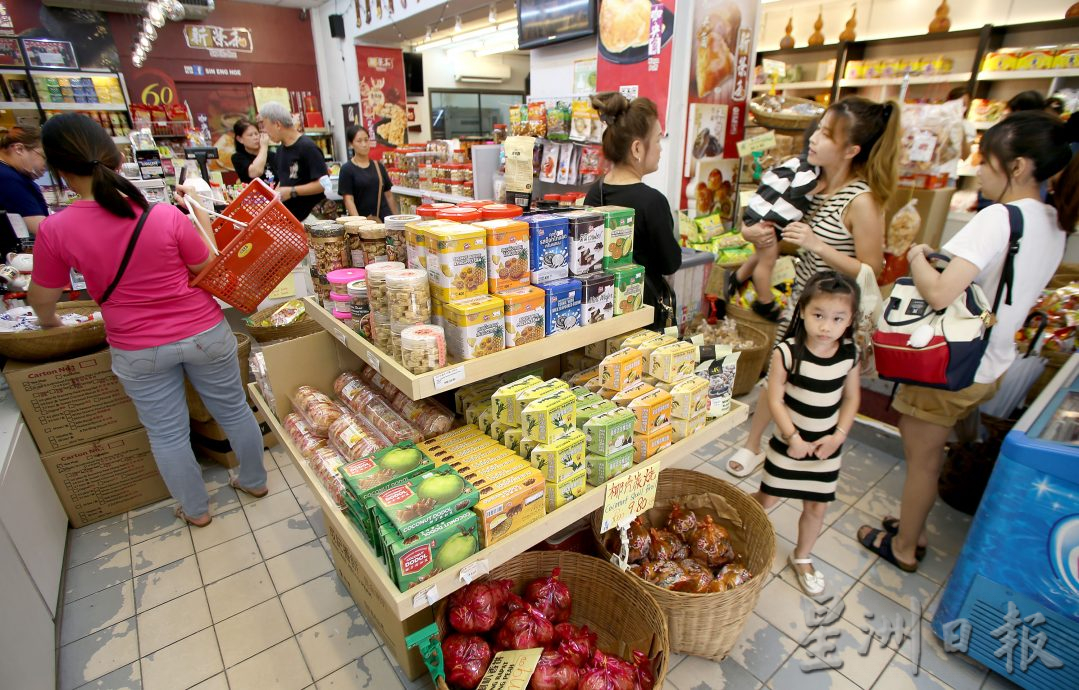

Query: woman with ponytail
left=28, top=113, right=267, bottom=527
left=728, top=96, right=900, bottom=478
left=858, top=111, right=1078, bottom=572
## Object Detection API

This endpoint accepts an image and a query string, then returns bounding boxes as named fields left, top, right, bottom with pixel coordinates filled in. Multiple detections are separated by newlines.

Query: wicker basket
left=185, top=333, right=252, bottom=422
left=749, top=95, right=823, bottom=131
left=243, top=303, right=323, bottom=343
left=727, top=320, right=770, bottom=397
left=434, top=551, right=669, bottom=690
left=0, top=300, right=106, bottom=363
left=591, top=469, right=775, bottom=661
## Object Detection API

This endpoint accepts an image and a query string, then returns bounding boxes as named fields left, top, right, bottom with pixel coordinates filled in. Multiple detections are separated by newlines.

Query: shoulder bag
left=99, top=203, right=154, bottom=304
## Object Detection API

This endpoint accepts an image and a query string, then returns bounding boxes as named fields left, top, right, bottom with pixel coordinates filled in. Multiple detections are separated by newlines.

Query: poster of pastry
left=682, top=102, right=727, bottom=177
left=688, top=157, right=738, bottom=221
left=595, top=0, right=676, bottom=128
left=354, top=45, right=408, bottom=159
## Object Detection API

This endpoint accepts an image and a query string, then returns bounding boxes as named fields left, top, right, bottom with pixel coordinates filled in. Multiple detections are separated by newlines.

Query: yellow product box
left=431, top=296, right=446, bottom=329
left=566, top=365, right=599, bottom=388
left=425, top=424, right=484, bottom=445
left=620, top=330, right=661, bottom=352
left=422, top=433, right=496, bottom=459
left=459, top=456, right=533, bottom=487
left=503, top=426, right=524, bottom=454
left=523, top=389, right=577, bottom=444
left=1052, top=45, right=1079, bottom=69
left=844, top=60, right=864, bottom=79
left=473, top=479, right=546, bottom=547
left=599, top=387, right=620, bottom=401
left=861, top=60, right=884, bottom=78
left=492, top=375, right=543, bottom=425
left=599, top=347, right=644, bottom=391
left=455, top=382, right=500, bottom=414
left=500, top=286, right=546, bottom=347
left=478, top=219, right=531, bottom=292
left=545, top=468, right=587, bottom=511
left=1016, top=47, right=1056, bottom=70
left=425, top=224, right=488, bottom=302
left=514, top=379, right=570, bottom=424
left=444, top=295, right=505, bottom=360
left=637, top=335, right=677, bottom=374
left=465, top=399, right=491, bottom=427
left=490, top=418, right=515, bottom=443
left=435, top=444, right=514, bottom=471
left=473, top=465, right=544, bottom=501
left=981, top=50, right=1017, bottom=72
left=405, top=219, right=454, bottom=270
left=671, top=413, right=707, bottom=442
left=634, top=423, right=673, bottom=463
left=628, top=388, right=673, bottom=435
left=520, top=436, right=540, bottom=460
left=584, top=377, right=604, bottom=393
left=612, top=381, right=654, bottom=407
left=651, top=341, right=698, bottom=383
left=476, top=407, right=495, bottom=436
left=530, top=428, right=586, bottom=482
left=670, top=375, right=710, bottom=419
left=880, top=59, right=900, bottom=78
left=642, top=373, right=662, bottom=388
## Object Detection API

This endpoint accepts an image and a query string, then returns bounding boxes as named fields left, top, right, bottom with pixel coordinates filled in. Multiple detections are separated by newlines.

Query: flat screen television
left=517, top=0, right=597, bottom=50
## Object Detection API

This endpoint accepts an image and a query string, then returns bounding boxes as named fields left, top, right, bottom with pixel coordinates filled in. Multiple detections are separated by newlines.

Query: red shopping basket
left=189, top=196, right=308, bottom=313
left=212, top=178, right=277, bottom=249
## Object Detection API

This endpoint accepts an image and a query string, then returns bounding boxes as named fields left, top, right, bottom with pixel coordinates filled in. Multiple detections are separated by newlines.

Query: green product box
left=586, top=446, right=635, bottom=486
left=608, top=263, right=645, bottom=315
left=569, top=386, right=594, bottom=401
left=374, top=466, right=480, bottom=539
left=593, top=205, right=635, bottom=269
left=575, top=399, right=617, bottom=428
left=386, top=510, right=480, bottom=591
left=583, top=407, right=636, bottom=456
left=337, top=442, right=434, bottom=498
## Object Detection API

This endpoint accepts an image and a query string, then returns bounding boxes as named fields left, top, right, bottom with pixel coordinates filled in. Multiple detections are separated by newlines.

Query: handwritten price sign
left=600, top=463, right=659, bottom=533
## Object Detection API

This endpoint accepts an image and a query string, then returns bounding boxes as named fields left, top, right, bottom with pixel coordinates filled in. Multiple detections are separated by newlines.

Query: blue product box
left=525, top=214, right=570, bottom=285
left=541, top=278, right=582, bottom=335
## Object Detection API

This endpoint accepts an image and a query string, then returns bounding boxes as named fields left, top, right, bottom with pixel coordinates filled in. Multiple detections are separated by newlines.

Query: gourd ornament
left=929, top=0, right=951, bottom=33
left=808, top=10, right=825, bottom=46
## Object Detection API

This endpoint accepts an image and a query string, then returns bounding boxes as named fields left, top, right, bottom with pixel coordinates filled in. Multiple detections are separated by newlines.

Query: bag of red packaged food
left=555, top=622, right=598, bottom=667
left=689, top=515, right=734, bottom=568
left=524, top=567, right=572, bottom=624
left=495, top=604, right=555, bottom=651
left=666, top=502, right=698, bottom=540
left=579, top=650, right=635, bottom=690
left=648, top=528, right=688, bottom=562
left=442, top=634, right=492, bottom=690
left=630, top=650, right=655, bottom=690
left=498, top=592, right=529, bottom=625
left=529, top=649, right=579, bottom=690
left=448, top=582, right=500, bottom=634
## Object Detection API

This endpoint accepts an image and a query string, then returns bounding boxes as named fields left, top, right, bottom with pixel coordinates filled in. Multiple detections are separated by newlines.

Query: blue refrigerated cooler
left=934, top=354, right=1079, bottom=690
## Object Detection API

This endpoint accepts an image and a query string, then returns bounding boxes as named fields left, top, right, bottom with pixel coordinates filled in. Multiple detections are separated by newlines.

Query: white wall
left=416, top=50, right=531, bottom=140
left=310, top=1, right=363, bottom=162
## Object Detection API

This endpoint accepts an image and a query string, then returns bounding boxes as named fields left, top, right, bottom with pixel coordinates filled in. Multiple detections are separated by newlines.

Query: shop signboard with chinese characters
left=354, top=45, right=407, bottom=159
left=679, top=0, right=758, bottom=224
left=595, top=0, right=676, bottom=129
left=183, top=25, right=253, bottom=59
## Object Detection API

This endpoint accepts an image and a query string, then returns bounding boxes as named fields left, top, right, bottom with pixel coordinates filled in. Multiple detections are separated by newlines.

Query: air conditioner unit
left=42, top=0, right=215, bottom=20
left=453, top=59, right=511, bottom=84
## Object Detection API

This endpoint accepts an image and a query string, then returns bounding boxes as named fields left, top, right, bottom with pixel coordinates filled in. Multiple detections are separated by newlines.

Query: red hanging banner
left=354, top=45, right=408, bottom=159
left=595, top=0, right=677, bottom=128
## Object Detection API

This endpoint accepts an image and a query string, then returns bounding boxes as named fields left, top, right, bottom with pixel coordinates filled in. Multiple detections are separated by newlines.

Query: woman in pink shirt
left=28, top=113, right=267, bottom=527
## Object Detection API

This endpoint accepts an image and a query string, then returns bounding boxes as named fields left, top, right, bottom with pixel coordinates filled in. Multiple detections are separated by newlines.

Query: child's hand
left=813, top=433, right=843, bottom=459
left=787, top=435, right=815, bottom=460
left=781, top=222, right=822, bottom=254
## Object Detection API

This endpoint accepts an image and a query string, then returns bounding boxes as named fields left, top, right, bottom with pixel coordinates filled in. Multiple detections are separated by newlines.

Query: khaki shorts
left=892, top=378, right=1003, bottom=428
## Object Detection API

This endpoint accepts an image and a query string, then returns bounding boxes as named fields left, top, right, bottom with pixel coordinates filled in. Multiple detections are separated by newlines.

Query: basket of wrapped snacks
left=591, top=469, right=774, bottom=661
left=749, top=94, right=825, bottom=132
left=243, top=299, right=322, bottom=343
left=185, top=332, right=251, bottom=422
left=0, top=301, right=105, bottom=362
left=688, top=314, right=771, bottom=396
left=435, top=550, right=668, bottom=690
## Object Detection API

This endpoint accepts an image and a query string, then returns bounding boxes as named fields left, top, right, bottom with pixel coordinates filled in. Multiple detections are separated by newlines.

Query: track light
left=164, top=0, right=186, bottom=22
left=489, top=4, right=497, bottom=22
left=425, top=25, right=432, bottom=40
left=142, top=22, right=157, bottom=41
left=455, top=15, right=463, bottom=32
left=147, top=2, right=166, bottom=28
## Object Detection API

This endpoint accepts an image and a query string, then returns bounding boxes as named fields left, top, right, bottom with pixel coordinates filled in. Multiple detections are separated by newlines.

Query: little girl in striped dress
left=755, top=271, right=861, bottom=596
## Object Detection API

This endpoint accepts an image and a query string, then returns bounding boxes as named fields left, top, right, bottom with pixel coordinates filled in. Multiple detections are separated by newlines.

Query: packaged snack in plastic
left=336, top=379, right=422, bottom=444
left=648, top=528, right=688, bottom=561
left=291, top=386, right=343, bottom=437
left=327, top=412, right=392, bottom=462
left=689, top=515, right=735, bottom=568
left=307, top=446, right=348, bottom=509
left=886, top=199, right=922, bottom=255
left=672, top=558, right=714, bottom=593
left=356, top=365, right=454, bottom=437
left=666, top=502, right=698, bottom=541
left=284, top=413, right=328, bottom=459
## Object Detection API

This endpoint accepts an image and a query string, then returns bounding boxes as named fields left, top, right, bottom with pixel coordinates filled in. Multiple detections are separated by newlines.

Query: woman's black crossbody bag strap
left=100, top=203, right=154, bottom=304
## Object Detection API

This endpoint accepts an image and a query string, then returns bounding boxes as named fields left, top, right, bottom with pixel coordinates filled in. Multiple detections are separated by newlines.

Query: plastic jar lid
left=417, top=202, right=455, bottom=217
left=358, top=224, right=387, bottom=239
left=364, top=261, right=406, bottom=282
left=346, top=279, right=367, bottom=297
left=543, top=194, right=563, bottom=201
left=328, top=291, right=351, bottom=303
left=331, top=308, right=352, bottom=319
left=326, top=267, right=365, bottom=286
left=480, top=203, right=523, bottom=220
left=307, top=222, right=344, bottom=238
left=435, top=207, right=481, bottom=222
left=384, top=214, right=421, bottom=230
left=336, top=216, right=368, bottom=224
left=342, top=219, right=376, bottom=234
left=457, top=199, right=495, bottom=209
left=385, top=268, right=428, bottom=289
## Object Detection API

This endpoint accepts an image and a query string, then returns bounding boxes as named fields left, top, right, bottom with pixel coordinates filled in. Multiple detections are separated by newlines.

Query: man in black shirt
left=258, top=101, right=327, bottom=220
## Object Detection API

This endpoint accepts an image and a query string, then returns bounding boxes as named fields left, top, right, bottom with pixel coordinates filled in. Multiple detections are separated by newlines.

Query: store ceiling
left=356, top=0, right=518, bottom=46
left=237, top=0, right=327, bottom=9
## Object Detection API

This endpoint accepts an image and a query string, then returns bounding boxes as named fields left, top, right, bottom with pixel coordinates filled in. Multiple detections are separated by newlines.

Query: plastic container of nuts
left=386, top=268, right=431, bottom=327
left=359, top=224, right=389, bottom=266
left=400, top=324, right=447, bottom=374
left=342, top=220, right=376, bottom=267
left=364, top=261, right=405, bottom=318
left=384, top=214, right=420, bottom=264
left=371, top=312, right=394, bottom=353
left=306, top=222, right=348, bottom=277
left=326, top=267, right=365, bottom=296
left=347, top=280, right=371, bottom=339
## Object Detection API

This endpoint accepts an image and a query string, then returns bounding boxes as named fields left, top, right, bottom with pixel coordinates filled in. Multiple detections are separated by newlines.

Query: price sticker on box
left=600, top=462, right=659, bottom=533
left=736, top=130, right=777, bottom=158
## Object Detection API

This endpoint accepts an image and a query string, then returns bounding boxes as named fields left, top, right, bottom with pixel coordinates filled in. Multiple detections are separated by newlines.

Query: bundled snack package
left=886, top=198, right=922, bottom=255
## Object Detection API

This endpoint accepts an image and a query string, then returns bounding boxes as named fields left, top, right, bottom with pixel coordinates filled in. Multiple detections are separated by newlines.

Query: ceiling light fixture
left=415, top=37, right=452, bottom=52
left=147, top=2, right=166, bottom=29
left=142, top=22, right=157, bottom=41
left=164, top=0, right=186, bottom=22
left=452, top=26, right=497, bottom=43
left=474, top=41, right=519, bottom=58
left=454, top=15, right=463, bottom=32
left=425, top=25, right=432, bottom=41
left=489, top=4, right=498, bottom=23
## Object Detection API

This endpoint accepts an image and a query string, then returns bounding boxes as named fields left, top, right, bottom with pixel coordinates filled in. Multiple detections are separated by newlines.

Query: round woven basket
left=749, top=95, right=823, bottom=131
left=591, top=469, right=775, bottom=661
left=724, top=319, right=771, bottom=397
left=185, top=333, right=252, bottom=422
left=434, top=551, right=669, bottom=690
left=244, top=303, right=323, bottom=343
left=0, top=300, right=106, bottom=363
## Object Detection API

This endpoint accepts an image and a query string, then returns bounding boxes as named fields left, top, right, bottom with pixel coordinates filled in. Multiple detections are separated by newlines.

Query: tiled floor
left=58, top=386, right=1025, bottom=690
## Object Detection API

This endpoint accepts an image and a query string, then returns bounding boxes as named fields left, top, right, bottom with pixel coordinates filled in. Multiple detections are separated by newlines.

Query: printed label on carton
left=586, top=446, right=635, bottom=486
left=629, top=388, right=673, bottom=435
left=583, top=407, right=636, bottom=456
left=425, top=226, right=488, bottom=302
left=593, top=205, right=635, bottom=268
left=633, top=423, right=674, bottom=463
left=473, top=481, right=546, bottom=547
left=562, top=211, right=604, bottom=276
left=599, top=347, right=644, bottom=391
left=523, top=389, right=577, bottom=444
left=531, top=429, right=586, bottom=482
left=528, top=216, right=570, bottom=284
left=542, top=279, right=582, bottom=335
left=545, top=468, right=587, bottom=511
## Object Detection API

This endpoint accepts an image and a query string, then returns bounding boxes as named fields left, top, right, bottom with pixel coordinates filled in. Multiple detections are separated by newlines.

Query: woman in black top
left=339, top=125, right=396, bottom=220
left=230, top=118, right=275, bottom=185
left=584, top=93, right=681, bottom=330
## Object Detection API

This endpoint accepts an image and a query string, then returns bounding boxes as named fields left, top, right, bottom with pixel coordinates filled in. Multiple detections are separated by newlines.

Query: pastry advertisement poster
left=595, top=0, right=677, bottom=128
left=354, top=45, right=408, bottom=159
left=679, top=0, right=759, bottom=216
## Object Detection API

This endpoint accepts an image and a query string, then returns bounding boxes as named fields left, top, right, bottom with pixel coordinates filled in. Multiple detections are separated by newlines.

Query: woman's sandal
left=229, top=477, right=269, bottom=498
left=175, top=506, right=212, bottom=528
left=788, top=553, right=826, bottom=596
left=880, top=516, right=927, bottom=561
left=726, top=447, right=766, bottom=478
left=857, top=526, right=918, bottom=573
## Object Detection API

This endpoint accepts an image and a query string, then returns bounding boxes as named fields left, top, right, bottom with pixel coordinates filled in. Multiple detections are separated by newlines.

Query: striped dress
left=761, top=338, right=858, bottom=502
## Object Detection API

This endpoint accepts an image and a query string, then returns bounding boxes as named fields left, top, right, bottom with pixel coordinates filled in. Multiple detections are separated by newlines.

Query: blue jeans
left=111, top=319, right=267, bottom=517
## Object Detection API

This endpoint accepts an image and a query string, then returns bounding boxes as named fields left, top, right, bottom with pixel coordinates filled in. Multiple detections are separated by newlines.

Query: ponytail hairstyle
left=590, top=92, right=658, bottom=166
left=785, top=270, right=860, bottom=377
left=827, top=96, right=901, bottom=206
left=41, top=113, right=147, bottom=220
left=980, top=111, right=1079, bottom=233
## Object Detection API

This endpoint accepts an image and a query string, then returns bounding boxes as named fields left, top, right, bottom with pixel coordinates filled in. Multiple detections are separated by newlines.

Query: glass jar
left=400, top=325, right=447, bottom=374
left=386, top=268, right=431, bottom=328
left=359, top=224, right=388, bottom=266
left=384, top=214, right=418, bottom=265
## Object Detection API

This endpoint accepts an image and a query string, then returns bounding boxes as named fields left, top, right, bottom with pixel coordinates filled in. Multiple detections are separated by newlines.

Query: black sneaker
left=726, top=269, right=747, bottom=301
left=751, top=300, right=782, bottom=322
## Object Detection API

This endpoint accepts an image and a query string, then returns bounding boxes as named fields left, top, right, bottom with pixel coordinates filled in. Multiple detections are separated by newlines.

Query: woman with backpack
left=858, top=111, right=1078, bottom=571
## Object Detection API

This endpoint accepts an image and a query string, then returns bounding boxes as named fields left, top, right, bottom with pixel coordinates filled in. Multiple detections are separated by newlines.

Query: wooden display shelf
left=303, top=297, right=655, bottom=400
left=839, top=72, right=973, bottom=87
left=252, top=381, right=748, bottom=622
left=751, top=80, right=832, bottom=92
left=390, top=185, right=474, bottom=204
left=38, top=101, right=127, bottom=111
left=976, top=69, right=1079, bottom=81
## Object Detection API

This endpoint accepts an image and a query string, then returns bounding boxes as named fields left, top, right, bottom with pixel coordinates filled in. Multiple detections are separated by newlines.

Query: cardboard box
left=190, top=408, right=277, bottom=468
left=40, top=427, right=169, bottom=528
left=5, top=350, right=140, bottom=454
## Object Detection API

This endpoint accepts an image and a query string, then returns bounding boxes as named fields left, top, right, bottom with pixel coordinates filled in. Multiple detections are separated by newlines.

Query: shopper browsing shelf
left=0, top=125, right=49, bottom=236
left=258, top=100, right=328, bottom=221
left=339, top=125, right=397, bottom=220
left=230, top=118, right=276, bottom=185
left=583, top=93, right=681, bottom=330
left=27, top=113, right=268, bottom=528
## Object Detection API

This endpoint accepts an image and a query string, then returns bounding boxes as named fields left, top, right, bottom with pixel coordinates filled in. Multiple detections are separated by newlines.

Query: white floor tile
left=59, top=619, right=139, bottom=690
left=225, top=638, right=312, bottom=690
left=139, top=627, right=222, bottom=690
left=237, top=467, right=289, bottom=505
left=254, top=514, right=318, bottom=559
left=127, top=498, right=177, bottom=519
left=265, top=540, right=333, bottom=594
left=291, top=483, right=319, bottom=516
left=814, top=507, right=881, bottom=581
left=315, top=647, right=405, bottom=690
left=131, top=527, right=194, bottom=577
left=215, top=597, right=293, bottom=668
left=136, top=588, right=212, bottom=655
left=66, top=549, right=133, bottom=603
left=861, top=559, right=941, bottom=612
left=197, top=532, right=262, bottom=585
left=207, top=485, right=240, bottom=517
left=200, top=463, right=232, bottom=491
left=279, top=572, right=354, bottom=633
left=279, top=462, right=304, bottom=488
left=128, top=504, right=184, bottom=545
left=60, top=581, right=136, bottom=646
left=73, top=661, right=140, bottom=690
left=188, top=673, right=229, bottom=690
left=872, top=653, right=955, bottom=690
left=133, top=555, right=203, bottom=613
left=295, top=606, right=380, bottom=680
left=243, top=489, right=302, bottom=531
left=664, top=654, right=761, bottom=690
left=753, top=576, right=820, bottom=643
left=726, top=612, right=799, bottom=683
left=191, top=506, right=251, bottom=552
left=205, top=562, right=276, bottom=623
left=768, top=645, right=865, bottom=690
left=897, top=620, right=988, bottom=690
left=68, top=522, right=130, bottom=568
left=70, top=514, right=126, bottom=539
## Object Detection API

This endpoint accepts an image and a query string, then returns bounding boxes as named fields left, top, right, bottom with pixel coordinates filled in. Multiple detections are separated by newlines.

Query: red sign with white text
left=355, top=45, right=407, bottom=160
left=595, top=0, right=677, bottom=128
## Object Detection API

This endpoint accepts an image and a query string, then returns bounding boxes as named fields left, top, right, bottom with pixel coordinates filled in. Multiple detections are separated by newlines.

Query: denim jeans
left=111, top=319, right=267, bottom=517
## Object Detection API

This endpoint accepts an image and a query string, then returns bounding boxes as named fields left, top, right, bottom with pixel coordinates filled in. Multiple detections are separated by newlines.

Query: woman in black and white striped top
left=757, top=272, right=862, bottom=596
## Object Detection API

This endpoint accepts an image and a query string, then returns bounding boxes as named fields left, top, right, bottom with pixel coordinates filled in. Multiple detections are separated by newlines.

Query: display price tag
left=433, top=365, right=465, bottom=391
left=334, top=329, right=348, bottom=345
left=619, top=85, right=639, bottom=100
left=458, top=559, right=490, bottom=584
left=600, top=462, right=659, bottom=533
left=736, top=130, right=777, bottom=158
left=476, top=649, right=543, bottom=690
left=267, top=274, right=296, bottom=300
left=412, top=585, right=438, bottom=609
left=364, top=351, right=381, bottom=372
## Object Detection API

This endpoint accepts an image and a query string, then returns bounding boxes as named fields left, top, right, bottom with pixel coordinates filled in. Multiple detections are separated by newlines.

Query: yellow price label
left=266, top=274, right=296, bottom=300
left=476, top=649, right=543, bottom=690
left=601, top=462, right=659, bottom=533
left=736, top=130, right=777, bottom=158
